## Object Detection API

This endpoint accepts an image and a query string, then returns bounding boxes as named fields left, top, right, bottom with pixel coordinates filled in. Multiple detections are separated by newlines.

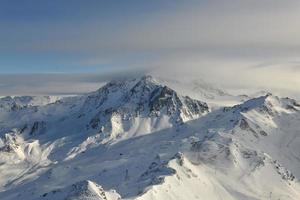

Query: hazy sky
left=0, top=0, right=300, bottom=98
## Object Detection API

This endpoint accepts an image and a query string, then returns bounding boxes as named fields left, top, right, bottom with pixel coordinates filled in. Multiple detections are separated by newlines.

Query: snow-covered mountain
left=80, top=75, right=209, bottom=143
left=37, top=180, right=121, bottom=200
left=0, top=95, right=63, bottom=111
left=0, top=75, right=299, bottom=200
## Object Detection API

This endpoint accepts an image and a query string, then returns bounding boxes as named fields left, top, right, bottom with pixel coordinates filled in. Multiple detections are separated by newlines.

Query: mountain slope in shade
left=154, top=77, right=248, bottom=108
left=137, top=94, right=300, bottom=200
left=0, top=76, right=299, bottom=200
left=0, top=95, right=63, bottom=111
left=81, top=75, right=208, bottom=143
left=36, top=180, right=121, bottom=200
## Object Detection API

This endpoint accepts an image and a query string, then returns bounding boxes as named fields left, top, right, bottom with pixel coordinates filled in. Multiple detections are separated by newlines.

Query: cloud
left=3, top=0, right=300, bottom=56
left=0, top=0, right=300, bottom=99
left=0, top=69, right=146, bottom=96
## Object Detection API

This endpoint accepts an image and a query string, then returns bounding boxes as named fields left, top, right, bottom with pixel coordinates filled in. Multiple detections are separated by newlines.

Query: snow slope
left=0, top=95, right=63, bottom=111
left=154, top=77, right=248, bottom=108
left=37, top=180, right=121, bottom=200
left=0, top=75, right=299, bottom=200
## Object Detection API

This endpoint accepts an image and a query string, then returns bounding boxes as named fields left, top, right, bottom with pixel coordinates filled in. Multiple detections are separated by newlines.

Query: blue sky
left=1, top=0, right=300, bottom=74
left=0, top=0, right=300, bottom=97
left=0, top=0, right=182, bottom=73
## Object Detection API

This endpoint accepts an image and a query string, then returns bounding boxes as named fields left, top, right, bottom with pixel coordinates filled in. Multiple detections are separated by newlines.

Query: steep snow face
left=83, top=76, right=209, bottom=119
left=137, top=94, right=300, bottom=200
left=0, top=76, right=300, bottom=200
left=81, top=76, right=209, bottom=142
left=135, top=94, right=300, bottom=200
left=230, top=93, right=300, bottom=115
left=36, top=180, right=121, bottom=200
left=0, top=130, right=54, bottom=190
left=138, top=152, right=300, bottom=200
left=225, top=94, right=300, bottom=178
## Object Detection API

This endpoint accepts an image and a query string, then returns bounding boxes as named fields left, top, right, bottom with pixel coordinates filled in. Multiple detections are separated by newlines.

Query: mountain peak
left=1, top=76, right=300, bottom=200
left=139, top=74, right=157, bottom=82
left=231, top=93, right=300, bottom=115
left=80, top=75, right=209, bottom=142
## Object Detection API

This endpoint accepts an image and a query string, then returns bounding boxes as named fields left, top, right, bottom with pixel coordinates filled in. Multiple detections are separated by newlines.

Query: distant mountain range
left=0, top=75, right=299, bottom=200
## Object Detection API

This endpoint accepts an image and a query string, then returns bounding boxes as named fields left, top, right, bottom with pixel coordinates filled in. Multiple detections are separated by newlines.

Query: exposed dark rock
left=30, top=121, right=46, bottom=135
left=273, top=160, right=295, bottom=181
left=85, top=76, right=209, bottom=133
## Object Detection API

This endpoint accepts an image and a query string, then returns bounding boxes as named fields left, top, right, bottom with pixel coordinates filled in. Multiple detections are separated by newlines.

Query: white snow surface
left=0, top=75, right=299, bottom=200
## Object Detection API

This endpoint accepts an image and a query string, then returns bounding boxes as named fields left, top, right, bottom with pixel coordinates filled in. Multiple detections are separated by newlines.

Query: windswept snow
left=0, top=75, right=299, bottom=200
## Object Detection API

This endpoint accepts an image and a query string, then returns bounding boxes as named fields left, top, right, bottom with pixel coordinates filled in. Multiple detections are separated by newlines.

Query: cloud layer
left=0, top=0, right=299, bottom=98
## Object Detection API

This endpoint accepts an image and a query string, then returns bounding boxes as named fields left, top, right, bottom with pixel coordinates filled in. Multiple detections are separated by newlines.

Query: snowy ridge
left=0, top=76, right=299, bottom=200
left=37, top=180, right=121, bottom=200
left=155, top=77, right=247, bottom=107
left=0, top=96, right=62, bottom=111
left=81, top=75, right=209, bottom=143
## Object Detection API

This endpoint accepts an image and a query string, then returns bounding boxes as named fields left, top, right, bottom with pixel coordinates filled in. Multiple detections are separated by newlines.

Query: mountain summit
left=81, top=75, right=209, bottom=141
left=0, top=76, right=299, bottom=200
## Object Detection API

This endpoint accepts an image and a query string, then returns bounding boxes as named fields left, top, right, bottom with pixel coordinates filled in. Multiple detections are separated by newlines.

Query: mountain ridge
left=0, top=75, right=299, bottom=200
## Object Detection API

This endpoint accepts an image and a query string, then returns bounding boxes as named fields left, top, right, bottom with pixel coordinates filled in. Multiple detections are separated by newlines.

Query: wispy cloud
left=0, top=0, right=300, bottom=98
left=0, top=69, right=146, bottom=96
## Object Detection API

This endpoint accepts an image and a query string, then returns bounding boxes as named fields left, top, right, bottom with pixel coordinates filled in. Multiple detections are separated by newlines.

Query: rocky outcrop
left=84, top=76, right=209, bottom=137
left=40, top=180, right=121, bottom=200
left=30, top=121, right=47, bottom=136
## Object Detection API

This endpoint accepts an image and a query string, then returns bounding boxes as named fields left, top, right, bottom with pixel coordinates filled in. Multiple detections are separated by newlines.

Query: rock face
left=30, top=121, right=47, bottom=135
left=83, top=76, right=209, bottom=141
left=229, top=93, right=300, bottom=115
left=0, top=133, right=20, bottom=153
left=39, top=180, right=121, bottom=200
left=1, top=76, right=300, bottom=200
